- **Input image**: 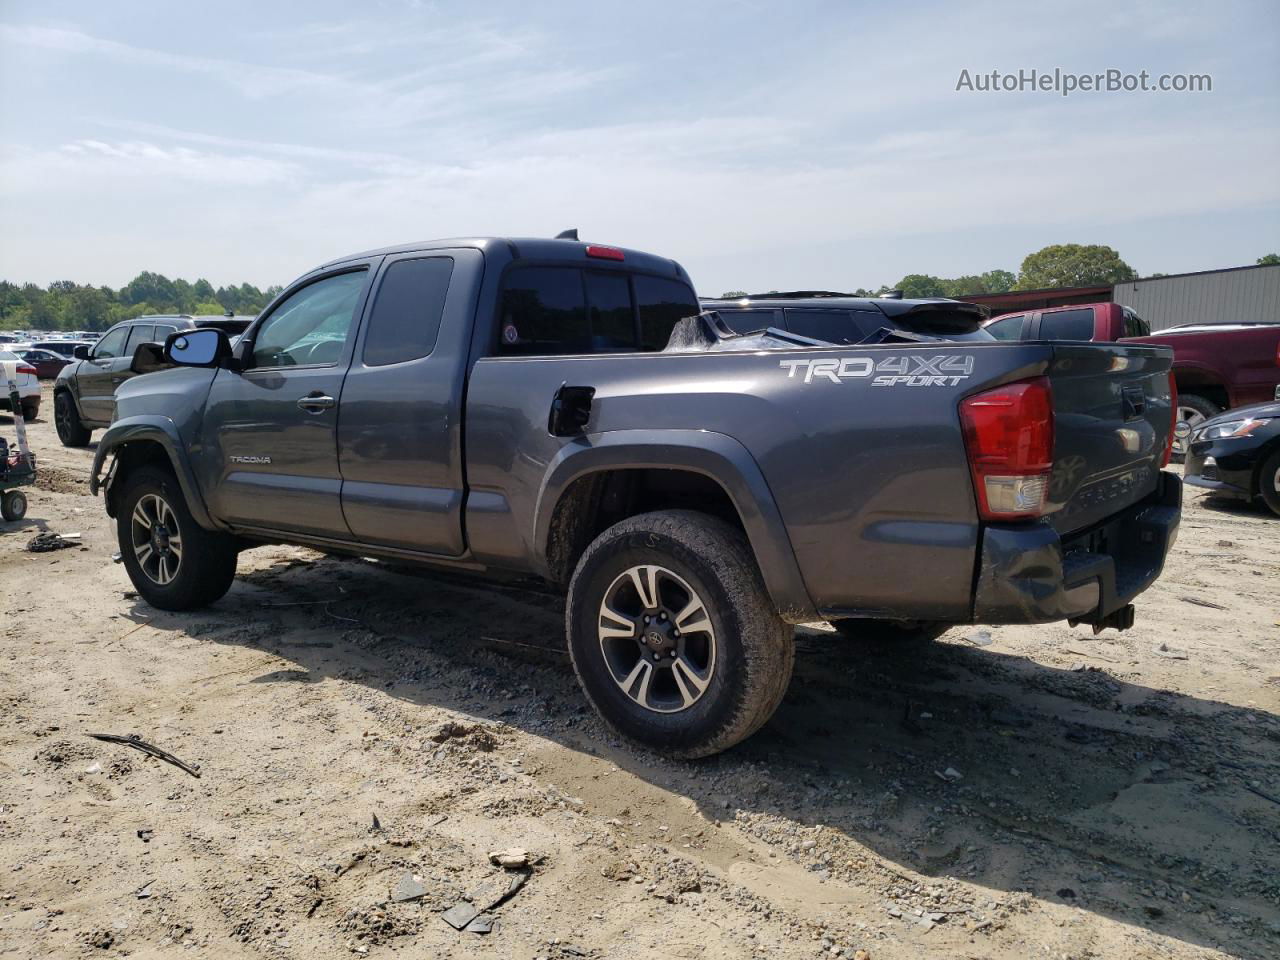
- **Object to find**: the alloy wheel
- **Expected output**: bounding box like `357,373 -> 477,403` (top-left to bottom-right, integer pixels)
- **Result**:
597,564 -> 717,714
130,493 -> 184,586
1173,405 -> 1207,457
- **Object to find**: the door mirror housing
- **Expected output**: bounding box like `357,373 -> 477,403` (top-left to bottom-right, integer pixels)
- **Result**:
73,345 -> 91,360
164,328 -> 231,368
130,341 -> 171,375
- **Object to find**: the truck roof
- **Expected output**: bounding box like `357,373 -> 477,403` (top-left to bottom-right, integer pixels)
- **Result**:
314,237 -> 691,281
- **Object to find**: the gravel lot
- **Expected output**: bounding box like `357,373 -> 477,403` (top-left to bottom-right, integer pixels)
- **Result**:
2,383 -> 1277,959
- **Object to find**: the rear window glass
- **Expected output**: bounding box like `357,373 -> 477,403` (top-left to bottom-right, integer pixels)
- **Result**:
636,276 -> 699,349
585,271 -> 635,350
784,309 -> 884,344
985,315 -> 1024,340
1040,309 -> 1095,341
499,268 -> 698,355
363,257 -> 454,366
500,267 -> 589,354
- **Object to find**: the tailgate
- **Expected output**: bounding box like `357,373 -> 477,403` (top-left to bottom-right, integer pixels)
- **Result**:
1044,342 -> 1174,535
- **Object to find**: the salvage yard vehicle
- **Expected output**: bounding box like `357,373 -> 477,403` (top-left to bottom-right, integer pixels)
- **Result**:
984,302 -> 1280,456
54,314 -> 251,446
700,292 -> 995,342
89,236 -> 1182,757
0,350 -> 41,422
1181,400 -> 1280,516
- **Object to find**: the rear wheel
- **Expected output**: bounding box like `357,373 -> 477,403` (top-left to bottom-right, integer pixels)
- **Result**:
1173,393 -> 1223,459
116,465 -> 238,610
566,510 -> 794,758
1258,447 -> 1280,518
54,391 -> 91,447
20,400 -> 38,422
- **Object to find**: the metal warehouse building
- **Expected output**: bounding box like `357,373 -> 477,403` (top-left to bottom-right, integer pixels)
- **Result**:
958,262 -> 1280,331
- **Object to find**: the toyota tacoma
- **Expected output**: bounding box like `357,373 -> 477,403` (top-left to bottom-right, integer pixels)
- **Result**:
89,236 -> 1182,757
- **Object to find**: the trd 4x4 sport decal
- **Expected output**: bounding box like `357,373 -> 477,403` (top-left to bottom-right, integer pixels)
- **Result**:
779,355 -> 975,386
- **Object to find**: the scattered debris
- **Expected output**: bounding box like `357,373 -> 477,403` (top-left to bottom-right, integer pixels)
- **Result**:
488,847 -> 530,869
370,812 -> 383,833
465,914 -> 495,934
27,532 -> 78,552
135,882 -> 153,900
1179,596 -> 1227,610
84,761 -> 102,774
87,732 -> 201,778
441,902 -> 480,930
136,828 -> 154,843
967,630 -> 994,646
934,767 -> 963,783
470,869 -> 529,911
1152,642 -> 1189,660
391,872 -> 426,903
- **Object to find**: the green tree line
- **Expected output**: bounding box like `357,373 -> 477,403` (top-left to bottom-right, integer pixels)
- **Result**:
0,271 -> 284,332
721,244 -> 1280,300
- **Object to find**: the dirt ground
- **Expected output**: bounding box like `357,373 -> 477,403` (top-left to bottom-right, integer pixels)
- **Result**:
1,382 -> 1277,960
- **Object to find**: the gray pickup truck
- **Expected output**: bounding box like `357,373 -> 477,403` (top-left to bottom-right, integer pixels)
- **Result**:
90,236 -> 1181,757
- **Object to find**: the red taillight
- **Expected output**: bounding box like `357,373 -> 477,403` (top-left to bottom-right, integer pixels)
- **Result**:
585,245 -> 624,261
17,364 -> 37,377
1162,372 -> 1177,468
960,376 -> 1054,521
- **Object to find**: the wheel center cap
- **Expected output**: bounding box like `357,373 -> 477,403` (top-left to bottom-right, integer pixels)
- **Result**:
643,620 -> 676,655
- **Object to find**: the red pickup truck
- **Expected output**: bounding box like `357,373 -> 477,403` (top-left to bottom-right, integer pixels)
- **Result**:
985,302 -> 1280,454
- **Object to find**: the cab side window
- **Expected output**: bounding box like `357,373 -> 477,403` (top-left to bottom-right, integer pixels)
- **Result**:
251,270 -> 367,369
362,258 -> 454,366
124,325 -> 155,355
1039,309 -> 1095,341
92,325 -> 129,359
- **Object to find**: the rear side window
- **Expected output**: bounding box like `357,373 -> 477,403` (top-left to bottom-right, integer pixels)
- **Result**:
984,314 -> 1025,340
1040,309 -> 1095,341
363,257 -> 454,366
154,324 -> 177,342
636,276 -> 699,349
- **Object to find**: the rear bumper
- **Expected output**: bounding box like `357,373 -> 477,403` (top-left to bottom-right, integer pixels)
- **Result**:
973,471 -> 1181,625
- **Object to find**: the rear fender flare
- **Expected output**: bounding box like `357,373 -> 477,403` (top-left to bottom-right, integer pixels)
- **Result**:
533,430 -> 818,623
91,417 -> 215,529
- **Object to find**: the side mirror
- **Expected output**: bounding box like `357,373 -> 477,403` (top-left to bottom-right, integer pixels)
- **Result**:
73,345 -> 91,360
164,328 -> 231,368
130,341 -> 171,375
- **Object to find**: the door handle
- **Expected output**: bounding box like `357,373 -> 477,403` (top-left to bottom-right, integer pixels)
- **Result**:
297,392 -> 336,412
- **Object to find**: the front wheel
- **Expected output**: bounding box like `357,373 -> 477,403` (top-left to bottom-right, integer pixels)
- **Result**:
566,510 -> 794,759
1258,447 -> 1280,518
116,465 -> 238,610
54,392 -> 91,447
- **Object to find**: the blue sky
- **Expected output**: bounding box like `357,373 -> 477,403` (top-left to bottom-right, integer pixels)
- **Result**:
1,0 -> 1277,295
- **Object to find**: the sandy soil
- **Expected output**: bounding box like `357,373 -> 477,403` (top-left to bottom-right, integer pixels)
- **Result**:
1,383 -> 1277,959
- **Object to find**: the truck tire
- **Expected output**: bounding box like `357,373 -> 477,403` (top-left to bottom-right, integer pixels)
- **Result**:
1173,393 -> 1222,459
832,619 -> 951,649
1259,447 -> 1280,518
566,510 -> 794,759
54,391 -> 91,447
116,464 -> 238,611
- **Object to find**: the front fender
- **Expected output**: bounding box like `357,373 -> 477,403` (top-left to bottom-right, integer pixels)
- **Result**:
91,416 -> 215,529
533,429 -> 819,624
